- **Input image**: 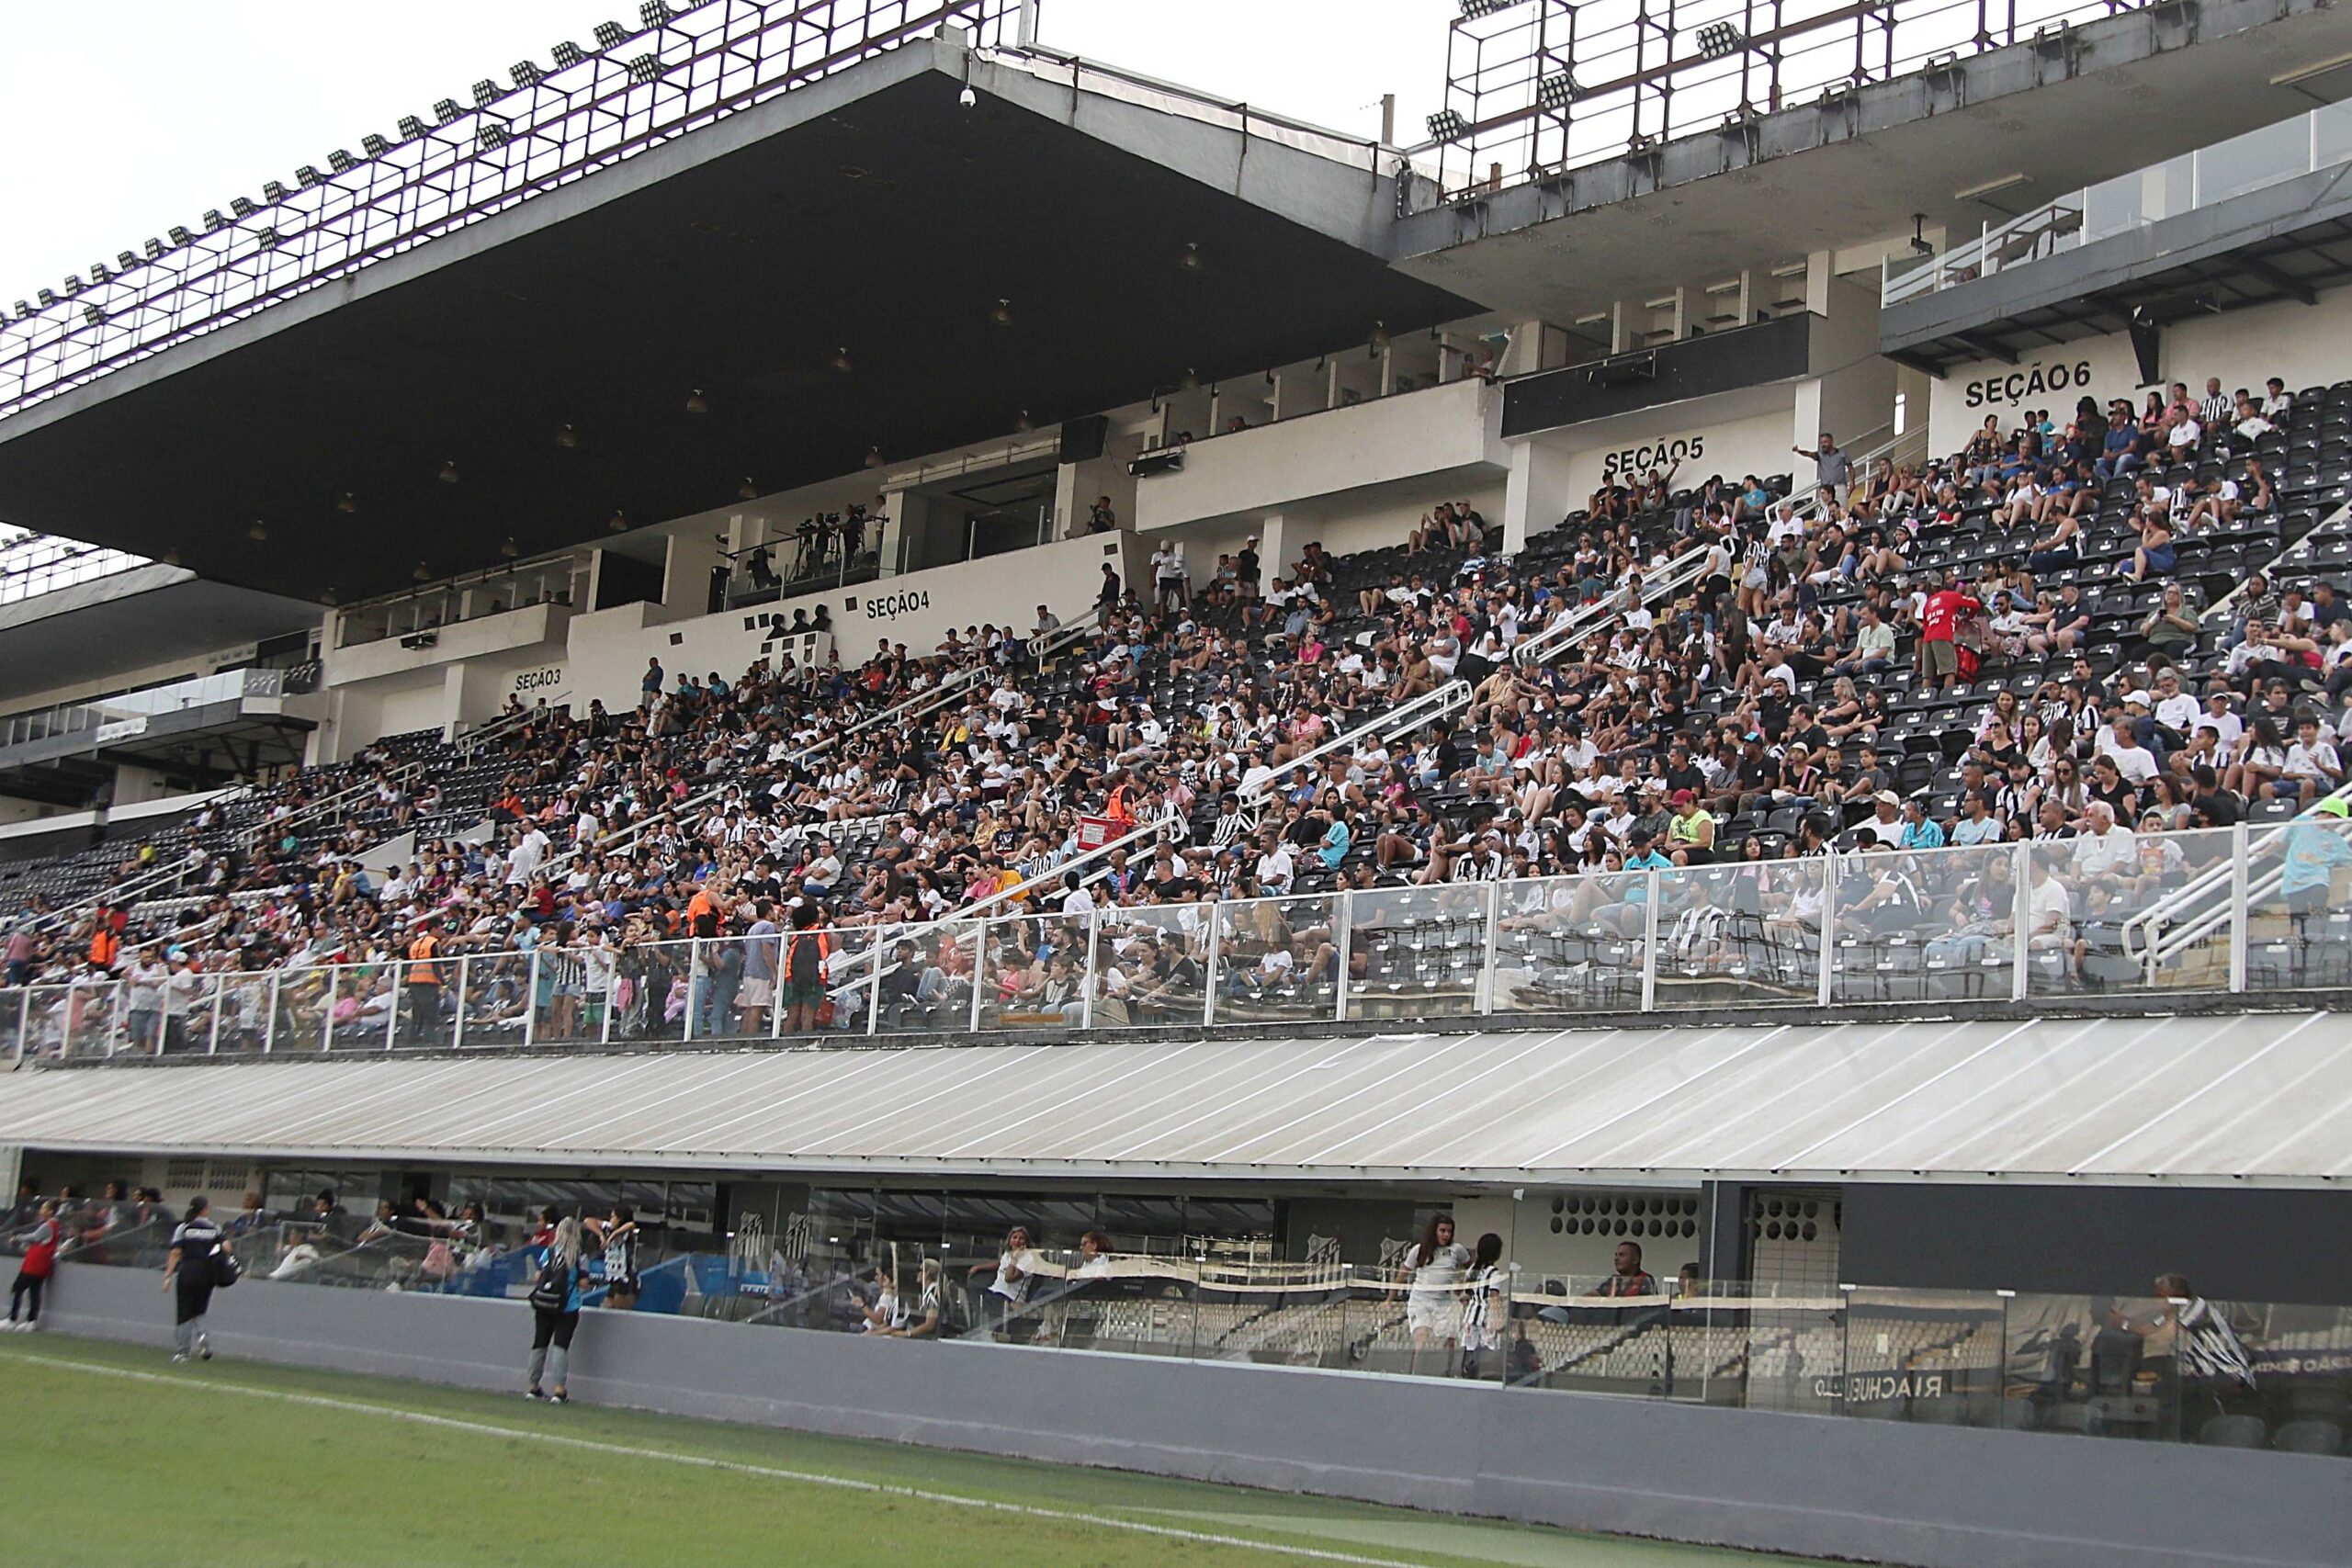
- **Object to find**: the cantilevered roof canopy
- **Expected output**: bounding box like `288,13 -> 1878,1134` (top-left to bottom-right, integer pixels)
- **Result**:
4,1013 -> 2343,1186
0,39 -> 1468,604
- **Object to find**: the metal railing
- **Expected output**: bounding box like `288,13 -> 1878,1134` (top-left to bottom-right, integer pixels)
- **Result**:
0,528 -> 148,605
1883,99 -> 2352,306
19,816 -> 2349,1061
1238,682 -> 1474,807
0,0 -> 1025,418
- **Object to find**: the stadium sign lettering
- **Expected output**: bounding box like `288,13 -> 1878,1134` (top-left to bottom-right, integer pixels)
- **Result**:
1843,1371 -> 1947,1404
1962,359 -> 2093,409
513,666 -> 565,693
1601,434 -> 1705,479
864,590 -> 932,621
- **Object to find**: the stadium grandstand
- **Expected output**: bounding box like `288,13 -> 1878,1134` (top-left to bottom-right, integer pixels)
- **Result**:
0,1 -> 2348,1565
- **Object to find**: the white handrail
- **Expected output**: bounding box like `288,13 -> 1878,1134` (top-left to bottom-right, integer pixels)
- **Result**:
2119,785 -> 2352,965
2203,500 -> 2351,625
1238,682 -> 1472,805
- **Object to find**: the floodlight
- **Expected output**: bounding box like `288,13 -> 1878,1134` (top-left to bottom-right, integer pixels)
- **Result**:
438,460 -> 459,483
116,251 -> 137,270
480,124 -> 511,150
328,150 -> 355,173
434,98 -> 462,124
684,389 -> 708,413
552,40 -> 585,69
61,276 -> 81,297
628,54 -> 664,83
143,238 -> 164,258
512,61 -> 543,88
360,134 -> 389,158
83,306 -> 104,325
1536,72 -> 1579,109
1461,0 -> 1512,17
36,289 -> 56,308
295,166 -> 322,187
258,227 -> 281,249
1426,107 -> 1469,141
472,79 -> 502,107
9,302 -> 27,319
168,225 -> 195,244
203,209 -> 227,230
262,180 -> 288,202
87,262 -> 109,283
397,116 -> 425,140
594,21 -> 630,50
231,196 -> 255,218
1696,21 -> 1747,57
640,1 -> 673,27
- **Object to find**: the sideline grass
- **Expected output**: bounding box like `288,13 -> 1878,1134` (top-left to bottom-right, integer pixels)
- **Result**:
0,1333 -> 1838,1568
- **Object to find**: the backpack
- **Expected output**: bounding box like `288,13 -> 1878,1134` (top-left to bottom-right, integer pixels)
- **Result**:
210,1249 -> 243,1289
527,1251 -> 572,1313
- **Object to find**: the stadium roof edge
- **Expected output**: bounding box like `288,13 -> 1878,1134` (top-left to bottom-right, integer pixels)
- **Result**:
0,37 -> 1471,604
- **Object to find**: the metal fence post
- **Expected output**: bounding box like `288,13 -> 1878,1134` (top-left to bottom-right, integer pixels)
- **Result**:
683,940 -> 698,1043
264,973 -> 280,1054
967,922 -> 987,1032
1478,880 -> 1502,1014
452,954 -> 469,1049
524,949 -> 541,1047
1080,908 -> 1101,1031
601,953 -> 617,1045
1815,852 -> 1838,1008
206,981 -> 223,1055
2229,822 -> 2250,993
322,966 -> 337,1053
2012,841 -> 2032,1001
10,987 -> 25,1062
865,930 -> 884,1036
1640,870 -> 1661,1012
384,967 -> 401,1050
1332,891 -> 1353,1022
1201,904 -> 1222,1027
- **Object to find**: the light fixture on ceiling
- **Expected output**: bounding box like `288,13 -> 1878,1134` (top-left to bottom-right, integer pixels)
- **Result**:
958,84 -> 978,108
1180,367 -> 1200,391
437,459 -> 459,483
161,547 -> 183,567
684,388 -> 708,413
1910,213 -> 1935,256
247,519 -> 268,541
1370,321 -> 1392,355
556,423 -> 579,448
737,476 -> 758,500
608,509 -> 629,531
1178,243 -> 1204,274
501,536 -> 520,558
830,346 -> 853,373
1013,410 -> 1033,432
320,586 -> 338,606
990,298 -> 1013,326
413,560 -> 433,581
336,492 -> 357,513
864,446 -> 888,470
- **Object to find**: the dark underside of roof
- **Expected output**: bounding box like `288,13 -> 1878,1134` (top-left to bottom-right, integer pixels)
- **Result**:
0,70 -> 1471,604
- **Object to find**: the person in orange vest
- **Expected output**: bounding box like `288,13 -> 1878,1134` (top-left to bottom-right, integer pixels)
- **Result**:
1101,773 -> 1137,829
403,917 -> 447,1045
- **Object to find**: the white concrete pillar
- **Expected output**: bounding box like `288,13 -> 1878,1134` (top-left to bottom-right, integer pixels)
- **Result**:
1501,439 -> 1575,558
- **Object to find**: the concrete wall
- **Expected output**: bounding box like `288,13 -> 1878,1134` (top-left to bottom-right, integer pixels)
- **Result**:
38,1261 -> 2347,1568
1922,285 -> 2352,458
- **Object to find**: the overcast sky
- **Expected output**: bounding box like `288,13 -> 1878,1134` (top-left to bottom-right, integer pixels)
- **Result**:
0,0 -> 1453,299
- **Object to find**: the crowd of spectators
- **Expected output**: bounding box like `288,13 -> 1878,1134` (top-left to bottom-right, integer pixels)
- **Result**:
6,369 -> 2351,1048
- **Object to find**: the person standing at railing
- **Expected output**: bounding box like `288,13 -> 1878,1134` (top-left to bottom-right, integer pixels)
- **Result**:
525,1215 -> 586,1404
6,1199 -> 58,1332
401,918 -> 447,1046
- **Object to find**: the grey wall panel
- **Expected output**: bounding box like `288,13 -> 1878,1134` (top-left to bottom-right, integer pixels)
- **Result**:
37,1263 -> 2349,1568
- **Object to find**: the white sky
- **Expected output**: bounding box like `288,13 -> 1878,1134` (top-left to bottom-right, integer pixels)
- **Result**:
0,0 -> 1453,301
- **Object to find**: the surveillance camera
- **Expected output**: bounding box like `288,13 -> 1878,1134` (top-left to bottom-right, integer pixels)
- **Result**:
958,85 -> 978,108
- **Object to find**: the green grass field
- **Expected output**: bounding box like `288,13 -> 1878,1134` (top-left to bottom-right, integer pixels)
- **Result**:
0,1333 -> 1837,1568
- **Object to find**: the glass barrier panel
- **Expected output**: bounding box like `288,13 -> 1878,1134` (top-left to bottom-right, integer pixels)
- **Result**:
20,984 -> 72,1061
2241,1301 -> 2352,1454
978,914 -> 1085,1034
2001,1290 -> 2174,1439
59,978 -> 124,1059
461,951 -> 536,1046
163,971 -> 225,1056
793,924 -> 876,1041
2194,115 -> 2312,207
1656,856 -> 1824,1009
1094,903 -> 1211,1029
1839,1288 -> 2007,1428
324,964 -> 395,1052
1833,842 -> 2009,1007
613,938 -> 691,1046
684,937 -> 752,1043
1510,1276 -> 1681,1398
1214,894 -> 1341,1025
1491,873 -> 1648,1013
213,972 -> 275,1054
1346,884 -> 1487,1022
528,944 -> 605,1048
397,952 -> 457,1048
870,920 -> 981,1036
2245,817 -> 2352,992
2034,825 -> 2236,999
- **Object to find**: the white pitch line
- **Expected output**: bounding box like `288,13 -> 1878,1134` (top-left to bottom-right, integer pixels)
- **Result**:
2,1348 -> 1442,1568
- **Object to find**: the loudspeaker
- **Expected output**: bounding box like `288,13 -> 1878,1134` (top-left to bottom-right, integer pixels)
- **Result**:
1058,413 -> 1109,465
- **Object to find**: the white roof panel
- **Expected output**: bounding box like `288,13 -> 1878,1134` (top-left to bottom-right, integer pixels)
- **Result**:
0,1012 -> 2343,1185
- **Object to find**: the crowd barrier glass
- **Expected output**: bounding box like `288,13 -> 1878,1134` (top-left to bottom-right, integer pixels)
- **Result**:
7,817 -> 2349,1059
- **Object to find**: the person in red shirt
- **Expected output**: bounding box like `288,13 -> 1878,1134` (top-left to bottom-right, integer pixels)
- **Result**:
9,1199 -> 59,1329
1919,571 -> 1982,692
